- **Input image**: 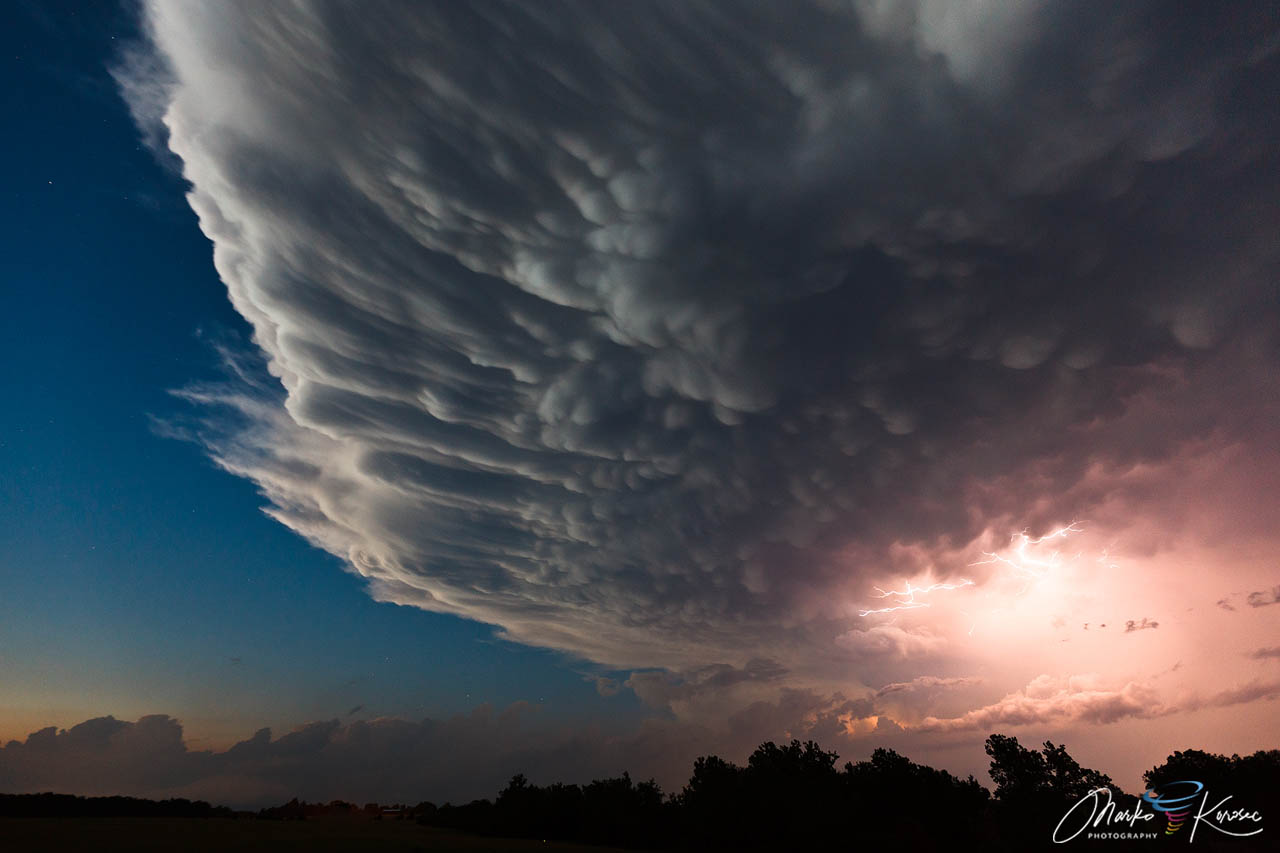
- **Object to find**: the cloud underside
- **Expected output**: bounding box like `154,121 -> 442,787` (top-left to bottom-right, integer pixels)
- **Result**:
129,1 -> 1280,674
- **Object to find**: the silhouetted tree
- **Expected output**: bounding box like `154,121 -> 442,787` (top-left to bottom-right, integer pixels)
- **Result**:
258,797 -> 306,820
986,733 -> 1051,802
1043,740 -> 1115,801
676,754 -> 744,847
1145,746 -> 1278,841
984,733 -> 1139,848
844,747 -> 992,847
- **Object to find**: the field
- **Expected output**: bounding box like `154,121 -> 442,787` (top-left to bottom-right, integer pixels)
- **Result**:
0,817 -> 632,852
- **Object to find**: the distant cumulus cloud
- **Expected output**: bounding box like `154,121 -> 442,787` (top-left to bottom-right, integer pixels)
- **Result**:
917,675 -> 1169,732
916,673 -> 1280,733
1246,586 -> 1280,608
124,1 -> 1280,690
1189,680 -> 1280,710
0,700 -> 876,808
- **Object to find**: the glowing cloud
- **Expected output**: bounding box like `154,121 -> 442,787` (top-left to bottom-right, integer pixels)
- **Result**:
970,523 -> 1086,582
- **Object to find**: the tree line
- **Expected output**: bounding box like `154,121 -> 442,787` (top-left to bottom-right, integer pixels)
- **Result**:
3,735 -> 1274,848
0,793 -> 233,819
421,735 -> 1275,849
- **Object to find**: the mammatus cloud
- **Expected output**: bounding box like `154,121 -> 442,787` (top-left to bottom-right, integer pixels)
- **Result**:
123,0 -> 1280,707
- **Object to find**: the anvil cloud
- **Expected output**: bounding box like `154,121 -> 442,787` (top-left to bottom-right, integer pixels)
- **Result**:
124,0 -> 1279,734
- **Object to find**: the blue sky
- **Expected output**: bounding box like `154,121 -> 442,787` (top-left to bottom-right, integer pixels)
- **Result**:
1,0 -> 640,748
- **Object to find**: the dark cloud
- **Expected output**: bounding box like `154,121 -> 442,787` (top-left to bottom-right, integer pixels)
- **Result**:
1217,598 -> 1237,612
346,705 -> 363,716
875,676 -> 981,697
1246,586 -> 1280,608
124,1 -> 1280,679
593,677 -> 621,698
625,659 -> 789,712
1193,680 -> 1280,710
1248,647 -> 1280,661
1124,618 -> 1159,633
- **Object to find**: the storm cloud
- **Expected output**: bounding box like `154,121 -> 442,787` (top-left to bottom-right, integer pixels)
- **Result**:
125,0 -> 1280,691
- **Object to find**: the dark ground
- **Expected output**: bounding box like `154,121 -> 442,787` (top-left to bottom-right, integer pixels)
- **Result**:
0,817 -> 635,852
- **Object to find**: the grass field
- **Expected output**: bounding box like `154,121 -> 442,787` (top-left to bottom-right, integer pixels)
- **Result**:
0,817 -> 635,852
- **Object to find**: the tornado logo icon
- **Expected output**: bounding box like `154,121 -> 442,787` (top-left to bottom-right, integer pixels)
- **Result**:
1142,780 -> 1204,835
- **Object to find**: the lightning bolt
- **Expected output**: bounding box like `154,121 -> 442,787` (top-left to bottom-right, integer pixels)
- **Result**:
857,602 -> 930,617
1097,545 -> 1119,570
856,523 -> 1116,633
969,522 -> 1084,581
857,578 -> 974,617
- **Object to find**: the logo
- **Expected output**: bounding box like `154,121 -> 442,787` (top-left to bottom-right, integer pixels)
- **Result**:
1053,781 -> 1263,844
1141,780 -> 1202,835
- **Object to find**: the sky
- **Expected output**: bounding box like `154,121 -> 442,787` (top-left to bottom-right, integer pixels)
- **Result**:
2,0 -> 1278,809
